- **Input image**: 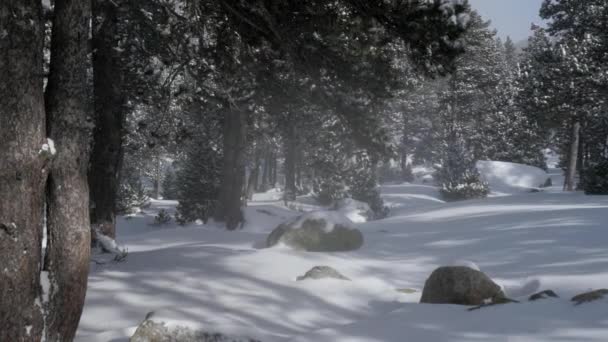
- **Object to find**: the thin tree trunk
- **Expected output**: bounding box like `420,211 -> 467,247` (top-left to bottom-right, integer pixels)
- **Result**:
564,120 -> 581,191
43,3 -> 92,339
284,119 -> 297,202
271,153 -> 278,187
154,155 -> 162,199
89,0 -> 126,239
261,150 -> 270,191
0,2 -> 46,340
215,108 -> 248,230
246,149 -> 261,200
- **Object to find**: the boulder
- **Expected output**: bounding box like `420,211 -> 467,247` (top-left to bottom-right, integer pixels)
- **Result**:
420,266 -> 505,306
131,314 -> 260,342
266,211 -> 363,252
296,266 -> 350,281
529,289 -> 559,302
571,289 -> 608,305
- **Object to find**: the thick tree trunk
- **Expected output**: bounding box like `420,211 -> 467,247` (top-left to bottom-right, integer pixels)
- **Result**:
284,121 -> 297,202
0,1 -> 46,340
89,0 -> 126,239
43,0 -> 92,339
215,108 -> 248,230
564,120 -> 581,191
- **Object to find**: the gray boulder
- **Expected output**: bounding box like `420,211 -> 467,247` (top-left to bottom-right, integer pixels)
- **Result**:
131,315 -> 260,342
296,266 -> 350,281
571,289 -> 608,305
266,212 -> 363,252
420,266 -> 505,306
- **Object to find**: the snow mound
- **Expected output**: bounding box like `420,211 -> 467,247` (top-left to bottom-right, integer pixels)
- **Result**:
477,160 -> 549,194
290,210 -> 354,233
335,198 -> 373,223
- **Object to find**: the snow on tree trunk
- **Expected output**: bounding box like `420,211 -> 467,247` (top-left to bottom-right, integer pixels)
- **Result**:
43,0 -> 92,340
89,0 -> 126,239
0,1 -> 47,340
564,120 -> 581,191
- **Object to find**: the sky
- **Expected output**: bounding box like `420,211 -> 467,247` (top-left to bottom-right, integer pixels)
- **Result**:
468,0 -> 545,43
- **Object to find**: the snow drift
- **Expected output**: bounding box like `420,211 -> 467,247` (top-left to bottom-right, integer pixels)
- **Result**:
476,160 -> 550,194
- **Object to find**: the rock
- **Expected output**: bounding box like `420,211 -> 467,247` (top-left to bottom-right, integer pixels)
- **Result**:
296,266 -> 350,281
529,290 -> 559,302
467,297 -> 519,311
266,211 -> 363,252
571,289 -> 608,305
420,266 -> 505,306
130,314 -> 261,342
396,288 -> 417,294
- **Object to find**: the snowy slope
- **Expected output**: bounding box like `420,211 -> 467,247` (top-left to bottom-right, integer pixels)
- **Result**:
76,187 -> 608,342
477,160 -> 550,194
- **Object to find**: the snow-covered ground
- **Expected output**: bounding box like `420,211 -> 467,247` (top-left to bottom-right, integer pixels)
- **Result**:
76,168 -> 608,342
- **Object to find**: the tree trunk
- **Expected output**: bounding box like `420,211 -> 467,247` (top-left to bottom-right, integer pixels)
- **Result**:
271,153 -> 278,187
89,0 -> 126,239
246,149 -> 261,200
0,1 -> 46,340
284,120 -> 297,202
564,120 -> 581,191
261,150 -> 270,191
42,0 -> 92,339
215,108 -> 248,230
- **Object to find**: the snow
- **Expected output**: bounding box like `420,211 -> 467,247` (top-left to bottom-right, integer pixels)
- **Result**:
477,160 -> 550,194
335,198 -> 372,223
288,210 -> 355,232
76,171 -> 608,342
39,138 -> 56,156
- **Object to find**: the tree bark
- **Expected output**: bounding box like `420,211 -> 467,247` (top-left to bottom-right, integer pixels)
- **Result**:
246,149 -> 261,200
261,150 -> 271,191
271,152 -> 278,187
215,108 -> 248,230
564,120 -> 581,191
89,0 -> 126,239
284,120 -> 297,202
0,1 -> 46,340
43,0 -> 92,339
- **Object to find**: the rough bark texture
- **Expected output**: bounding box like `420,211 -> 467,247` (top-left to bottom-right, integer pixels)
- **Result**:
260,151 -> 271,191
43,0 -> 92,339
246,149 -> 261,200
564,120 -> 581,191
284,121 -> 297,202
89,0 -> 126,239
215,109 -> 248,230
0,1 -> 46,340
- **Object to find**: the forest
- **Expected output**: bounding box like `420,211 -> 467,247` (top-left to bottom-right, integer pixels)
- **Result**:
1,0 -> 608,341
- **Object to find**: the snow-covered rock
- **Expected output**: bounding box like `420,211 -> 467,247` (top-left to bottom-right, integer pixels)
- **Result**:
130,317 -> 260,342
266,211 -> 363,252
420,266 -> 505,306
296,266 -> 351,281
477,160 -> 550,194
334,198 -> 373,223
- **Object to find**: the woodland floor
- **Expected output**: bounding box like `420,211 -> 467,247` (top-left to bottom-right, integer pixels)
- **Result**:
76,167 -> 608,341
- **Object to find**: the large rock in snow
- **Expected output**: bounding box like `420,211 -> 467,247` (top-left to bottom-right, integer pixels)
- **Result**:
266,211 -> 363,252
130,313 -> 260,342
420,266 -> 505,306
